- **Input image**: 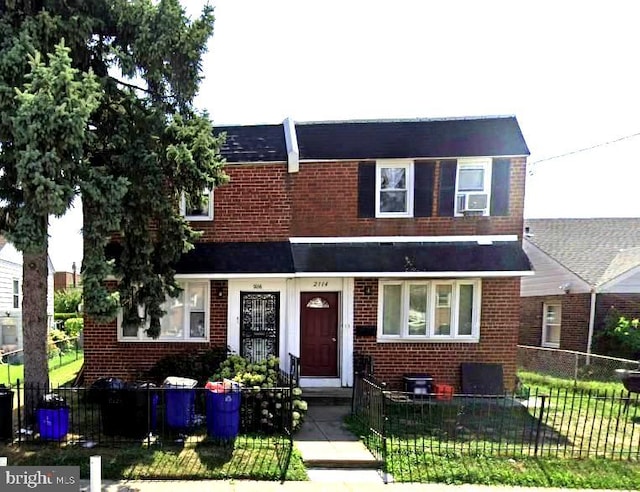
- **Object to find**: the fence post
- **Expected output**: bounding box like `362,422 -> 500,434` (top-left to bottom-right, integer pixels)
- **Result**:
90,456 -> 101,492
534,395 -> 547,456
574,353 -> 579,384
380,380 -> 388,484
16,379 -> 21,445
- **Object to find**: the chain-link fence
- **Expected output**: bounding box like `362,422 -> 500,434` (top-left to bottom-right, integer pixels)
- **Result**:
518,345 -> 640,383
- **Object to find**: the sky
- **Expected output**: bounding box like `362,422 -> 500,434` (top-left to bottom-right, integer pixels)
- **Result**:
48,0 -> 640,272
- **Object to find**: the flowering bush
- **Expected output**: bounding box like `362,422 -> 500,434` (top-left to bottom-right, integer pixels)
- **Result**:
212,354 -> 307,431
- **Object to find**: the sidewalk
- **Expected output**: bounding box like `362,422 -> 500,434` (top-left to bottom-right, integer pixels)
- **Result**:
78,480 -> 635,492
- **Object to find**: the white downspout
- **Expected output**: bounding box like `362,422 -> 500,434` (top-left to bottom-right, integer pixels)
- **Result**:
283,117 -> 299,173
586,289 -> 597,364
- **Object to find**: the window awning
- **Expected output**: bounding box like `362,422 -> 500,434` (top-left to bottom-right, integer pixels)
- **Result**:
291,241 -> 531,276
173,240 -> 532,277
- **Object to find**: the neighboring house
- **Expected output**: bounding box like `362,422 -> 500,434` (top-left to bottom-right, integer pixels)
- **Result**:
520,218 -> 640,353
54,265 -> 80,292
84,115 -> 532,390
0,236 -> 55,353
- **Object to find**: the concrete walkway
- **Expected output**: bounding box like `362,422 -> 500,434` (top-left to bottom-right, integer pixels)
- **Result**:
294,405 -> 381,469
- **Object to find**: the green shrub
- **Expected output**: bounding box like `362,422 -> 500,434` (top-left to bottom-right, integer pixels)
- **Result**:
64,317 -> 84,337
54,288 -> 82,314
592,309 -> 640,360
212,354 -> 307,432
54,312 -> 77,321
48,328 -> 72,357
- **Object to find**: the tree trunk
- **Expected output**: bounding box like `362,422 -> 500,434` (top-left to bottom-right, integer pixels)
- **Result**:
22,243 -> 50,422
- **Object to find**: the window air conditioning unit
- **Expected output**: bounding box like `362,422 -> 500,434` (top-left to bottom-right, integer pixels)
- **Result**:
457,193 -> 488,214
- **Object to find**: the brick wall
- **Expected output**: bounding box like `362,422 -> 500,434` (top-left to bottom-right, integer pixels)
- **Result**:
54,271 -> 79,291
194,157 -> 526,241
519,294 -> 591,352
85,155 -> 527,383
83,280 -> 228,383
355,277 -> 521,391
199,165 -> 292,242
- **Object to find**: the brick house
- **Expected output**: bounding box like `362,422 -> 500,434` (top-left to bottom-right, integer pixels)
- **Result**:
84,116 -> 532,391
520,218 -> 640,354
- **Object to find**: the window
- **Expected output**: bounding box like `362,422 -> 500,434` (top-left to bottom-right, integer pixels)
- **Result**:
378,279 -> 481,341
181,189 -> 213,220
12,279 -> 19,309
542,302 -> 561,348
376,160 -> 414,217
119,280 -> 210,341
455,158 -> 492,216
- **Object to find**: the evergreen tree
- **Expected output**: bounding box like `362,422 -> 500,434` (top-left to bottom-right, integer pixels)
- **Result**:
0,1 -> 226,394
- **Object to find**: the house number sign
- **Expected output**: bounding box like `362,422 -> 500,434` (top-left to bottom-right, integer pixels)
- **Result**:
313,281 -> 329,287
253,284 -> 262,289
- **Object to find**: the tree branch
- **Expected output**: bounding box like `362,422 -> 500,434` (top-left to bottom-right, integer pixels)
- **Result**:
109,76 -> 154,95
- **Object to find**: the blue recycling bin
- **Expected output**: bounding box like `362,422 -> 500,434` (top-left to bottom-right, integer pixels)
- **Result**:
205,383 -> 241,439
37,394 -> 69,441
163,377 -> 197,430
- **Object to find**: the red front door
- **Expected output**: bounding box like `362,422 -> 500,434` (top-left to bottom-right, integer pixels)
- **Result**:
300,292 -> 339,377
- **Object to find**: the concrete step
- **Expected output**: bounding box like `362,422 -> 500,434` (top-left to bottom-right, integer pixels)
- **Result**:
303,459 -> 383,469
301,387 -> 353,406
306,467 -> 386,483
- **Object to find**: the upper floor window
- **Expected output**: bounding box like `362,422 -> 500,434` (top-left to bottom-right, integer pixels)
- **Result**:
375,160 -> 414,217
181,189 -> 213,221
119,280 -> 210,342
12,279 -> 19,309
455,158 -> 492,216
378,279 -> 481,341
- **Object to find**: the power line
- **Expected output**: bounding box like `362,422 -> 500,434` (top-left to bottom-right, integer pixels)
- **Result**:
529,131 -> 640,166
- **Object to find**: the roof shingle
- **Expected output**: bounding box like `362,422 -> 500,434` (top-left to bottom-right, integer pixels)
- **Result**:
217,116 -> 529,163
524,218 -> 640,286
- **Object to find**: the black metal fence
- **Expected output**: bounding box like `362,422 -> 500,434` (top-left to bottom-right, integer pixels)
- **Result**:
0,353 -> 301,481
352,372 -> 640,481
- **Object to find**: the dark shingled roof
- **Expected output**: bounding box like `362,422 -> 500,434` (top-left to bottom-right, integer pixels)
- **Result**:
175,241 -> 293,274
525,218 -> 640,286
291,241 -> 531,274
174,241 -> 532,275
216,116 -> 529,163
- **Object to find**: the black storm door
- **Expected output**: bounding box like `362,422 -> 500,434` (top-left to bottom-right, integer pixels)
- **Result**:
240,292 -> 279,363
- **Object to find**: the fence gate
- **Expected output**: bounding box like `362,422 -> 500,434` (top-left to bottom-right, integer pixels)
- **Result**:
240,292 -> 279,362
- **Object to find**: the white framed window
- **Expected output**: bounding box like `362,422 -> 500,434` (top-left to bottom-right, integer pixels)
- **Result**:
12,279 -> 19,309
118,280 -> 210,342
542,302 -> 561,348
455,158 -> 492,216
375,160 -> 414,218
181,189 -> 213,221
378,279 -> 481,341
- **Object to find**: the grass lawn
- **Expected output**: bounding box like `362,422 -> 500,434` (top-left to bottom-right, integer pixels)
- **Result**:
0,438 -> 307,481
518,370 -> 628,394
50,358 -> 84,387
349,370 -> 640,488
384,453 -> 640,489
0,351 -> 83,386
